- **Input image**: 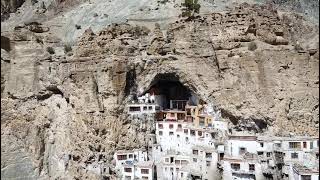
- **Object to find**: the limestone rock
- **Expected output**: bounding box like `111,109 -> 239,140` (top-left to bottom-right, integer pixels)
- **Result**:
1,1 -> 319,179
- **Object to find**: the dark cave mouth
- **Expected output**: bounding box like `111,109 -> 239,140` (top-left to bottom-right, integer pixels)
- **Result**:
142,73 -> 199,110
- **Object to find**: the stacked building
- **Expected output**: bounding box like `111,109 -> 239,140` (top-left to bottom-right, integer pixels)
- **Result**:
113,91 -> 319,180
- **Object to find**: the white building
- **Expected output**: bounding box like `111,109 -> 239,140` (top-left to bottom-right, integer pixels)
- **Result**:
225,135 -> 259,158
156,151 -> 190,180
127,93 -> 163,115
135,161 -> 154,180
292,164 -> 319,180
127,103 -> 161,115
221,154 -> 264,180
114,149 -> 152,180
155,121 -> 217,154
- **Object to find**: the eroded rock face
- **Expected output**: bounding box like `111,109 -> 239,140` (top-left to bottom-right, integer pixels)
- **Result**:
1,2 -> 319,180
1,0 -> 25,21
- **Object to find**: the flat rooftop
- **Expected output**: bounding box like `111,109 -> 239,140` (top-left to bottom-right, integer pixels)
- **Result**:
228,135 -> 257,141
257,136 -> 319,142
192,145 -> 215,153
136,161 -> 154,168
293,163 -> 319,175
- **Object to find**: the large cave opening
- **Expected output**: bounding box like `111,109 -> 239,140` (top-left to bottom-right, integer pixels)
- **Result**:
143,73 -> 198,110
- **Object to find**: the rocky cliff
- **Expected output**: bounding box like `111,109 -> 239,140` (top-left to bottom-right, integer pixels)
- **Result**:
1,0 -> 319,179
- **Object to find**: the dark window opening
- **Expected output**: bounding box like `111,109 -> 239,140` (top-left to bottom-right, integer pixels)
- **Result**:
291,152 -> 298,159
301,175 -> 311,180
231,163 -> 240,171
129,106 -> 140,112
249,164 -> 255,171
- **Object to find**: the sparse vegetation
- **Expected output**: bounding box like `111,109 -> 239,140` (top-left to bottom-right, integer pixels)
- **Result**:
64,44 -> 72,53
248,41 -> 257,51
46,46 -> 55,54
158,0 -> 169,4
181,0 -> 201,17
75,24 -> 81,29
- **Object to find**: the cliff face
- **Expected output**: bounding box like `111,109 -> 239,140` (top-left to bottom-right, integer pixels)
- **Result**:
1,0 -> 319,179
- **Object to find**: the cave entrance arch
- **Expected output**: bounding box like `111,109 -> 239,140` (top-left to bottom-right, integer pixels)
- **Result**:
143,73 -> 198,110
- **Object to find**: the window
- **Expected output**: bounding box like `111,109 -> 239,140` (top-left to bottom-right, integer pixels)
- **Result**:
169,124 -> 174,129
176,168 -> 179,172
193,158 -> 197,162
258,152 -> 263,155
142,177 -> 148,180
291,152 -> 298,159
198,131 -> 203,136
275,143 -> 281,148
159,131 -> 163,136
310,142 -> 314,149
190,130 -> 195,136
141,169 -> 149,174
170,167 -> 173,172
124,168 -> 132,172
231,163 -> 240,171
181,160 -> 188,165
239,147 -> 246,154
170,113 -> 175,117
143,106 -> 147,111
206,161 -> 211,166
177,134 -> 180,138
249,164 -> 255,171
185,137 -> 189,142
266,152 -> 271,157
301,175 -> 312,180
289,142 -> 301,149
303,142 -> 307,148
181,172 -> 184,177
158,124 -> 163,129
193,150 -> 199,155
128,154 -> 133,158
165,158 -> 169,162
169,132 -> 174,136
148,106 -> 153,110
178,124 -> 182,128
177,113 -> 185,120
186,108 -> 191,115
125,176 -> 131,180
184,129 -> 188,134
206,153 -> 212,159
260,143 -> 264,147
117,155 -> 127,160
129,106 -> 140,112
199,118 -> 205,126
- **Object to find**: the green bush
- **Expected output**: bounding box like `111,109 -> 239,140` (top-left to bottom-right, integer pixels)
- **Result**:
64,44 -> 72,53
75,24 -> 81,29
46,46 -> 55,54
158,0 -> 169,4
181,0 -> 201,17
